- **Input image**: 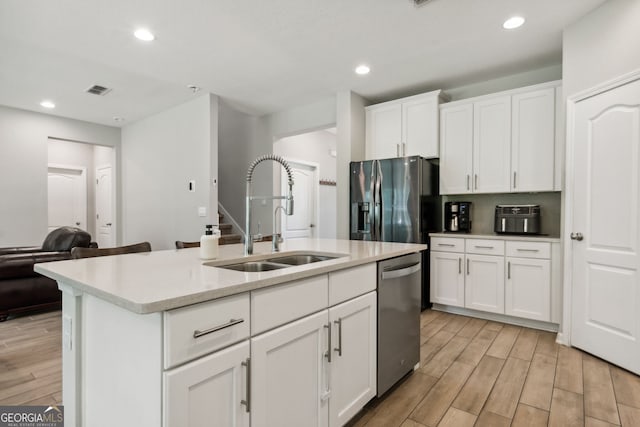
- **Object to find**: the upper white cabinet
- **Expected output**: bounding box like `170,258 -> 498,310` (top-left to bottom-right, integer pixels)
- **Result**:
511,88 -> 556,192
440,81 -> 560,195
366,90 -> 446,159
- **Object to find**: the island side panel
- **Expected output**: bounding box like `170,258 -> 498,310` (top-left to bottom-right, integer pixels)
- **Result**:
83,294 -> 163,427
59,282 -> 83,427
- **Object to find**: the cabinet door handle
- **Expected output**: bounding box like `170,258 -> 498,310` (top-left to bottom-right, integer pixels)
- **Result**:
474,245 -> 494,249
517,248 -> 539,252
334,318 -> 343,356
437,243 -> 455,247
466,258 -> 470,275
193,318 -> 244,338
474,174 -> 478,190
458,257 -> 461,274
241,358 -> 251,413
403,143 -> 407,157
508,261 -> 511,279
513,171 -> 517,189
396,144 -> 400,157
324,323 -> 332,363
466,174 -> 470,190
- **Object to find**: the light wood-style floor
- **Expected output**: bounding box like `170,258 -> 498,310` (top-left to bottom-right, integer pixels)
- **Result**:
2,310 -> 640,427
350,310 -> 640,427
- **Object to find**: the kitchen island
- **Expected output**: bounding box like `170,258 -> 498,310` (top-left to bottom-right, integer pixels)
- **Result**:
35,238 -> 426,427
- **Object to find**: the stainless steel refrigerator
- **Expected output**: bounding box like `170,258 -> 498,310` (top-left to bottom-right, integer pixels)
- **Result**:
350,156 -> 441,309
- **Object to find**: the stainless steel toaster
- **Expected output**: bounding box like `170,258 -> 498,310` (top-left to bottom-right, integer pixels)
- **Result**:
494,205 -> 541,234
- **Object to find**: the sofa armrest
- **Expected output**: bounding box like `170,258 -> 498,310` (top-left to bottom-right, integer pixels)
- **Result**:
0,252 -> 71,281
0,246 -> 43,256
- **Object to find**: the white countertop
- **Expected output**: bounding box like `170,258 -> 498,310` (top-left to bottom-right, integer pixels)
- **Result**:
429,232 -> 561,243
35,238 -> 426,314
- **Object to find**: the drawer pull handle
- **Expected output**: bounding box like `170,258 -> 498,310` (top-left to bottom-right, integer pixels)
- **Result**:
241,358 -> 251,412
334,318 -> 343,357
517,248 -> 540,252
437,243 -> 455,247
193,318 -> 244,338
324,323 -> 332,363
508,261 -> 511,279
475,245 -> 494,249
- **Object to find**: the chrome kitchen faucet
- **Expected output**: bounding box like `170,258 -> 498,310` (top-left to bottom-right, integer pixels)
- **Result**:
245,155 -> 294,255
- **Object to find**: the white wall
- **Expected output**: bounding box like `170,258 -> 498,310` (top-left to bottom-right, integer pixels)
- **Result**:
0,105 -> 120,246
121,94 -> 218,250
274,129 -> 337,238
563,0 -> 640,98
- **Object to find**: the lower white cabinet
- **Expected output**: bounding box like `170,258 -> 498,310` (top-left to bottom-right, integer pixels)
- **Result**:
506,257 -> 551,321
430,251 -> 465,307
251,291 -> 377,427
465,254 -> 505,314
164,340 -> 250,427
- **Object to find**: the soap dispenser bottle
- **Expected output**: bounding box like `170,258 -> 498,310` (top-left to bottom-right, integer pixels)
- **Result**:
200,224 -> 219,260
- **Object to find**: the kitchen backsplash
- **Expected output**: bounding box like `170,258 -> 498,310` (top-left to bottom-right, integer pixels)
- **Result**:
442,192 -> 561,237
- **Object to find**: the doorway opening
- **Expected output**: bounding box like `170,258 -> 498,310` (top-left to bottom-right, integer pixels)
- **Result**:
273,127 -> 337,239
47,138 -> 116,248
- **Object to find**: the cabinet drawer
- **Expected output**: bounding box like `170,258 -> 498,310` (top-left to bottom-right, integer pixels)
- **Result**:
506,241 -> 550,259
251,275 -> 328,335
164,293 -> 250,369
431,237 -> 464,253
329,263 -> 376,306
465,239 -> 505,256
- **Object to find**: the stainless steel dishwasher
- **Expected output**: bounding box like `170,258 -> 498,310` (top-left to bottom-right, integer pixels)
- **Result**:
377,252 -> 422,396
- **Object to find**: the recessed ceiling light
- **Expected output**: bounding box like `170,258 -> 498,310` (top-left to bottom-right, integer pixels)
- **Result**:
355,65 -> 371,75
40,100 -> 55,109
503,16 -> 525,30
187,85 -> 201,93
134,28 -> 155,41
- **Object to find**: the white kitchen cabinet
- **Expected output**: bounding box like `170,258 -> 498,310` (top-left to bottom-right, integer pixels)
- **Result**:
430,250 -> 465,307
251,310 -> 329,427
329,292 -> 377,427
511,87 -> 555,192
439,81 -> 561,195
473,96 -> 511,193
164,340 -> 250,427
366,90 -> 444,160
505,248 -> 551,322
465,254 -> 505,314
439,103 -> 473,194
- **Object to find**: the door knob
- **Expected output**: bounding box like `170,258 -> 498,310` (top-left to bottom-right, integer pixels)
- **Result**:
106,223 -> 112,226
310,224 -> 315,228
75,222 -> 80,226
570,232 -> 584,241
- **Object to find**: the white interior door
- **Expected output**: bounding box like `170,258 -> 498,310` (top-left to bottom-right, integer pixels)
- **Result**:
47,165 -> 87,233
570,76 -> 640,375
281,161 -> 318,239
96,165 -> 114,248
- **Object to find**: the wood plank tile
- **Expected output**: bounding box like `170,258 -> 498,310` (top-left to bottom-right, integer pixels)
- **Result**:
455,317 -> 487,339
585,416 -> 619,427
440,315 -> 470,334
365,372 -> 438,427
486,325 -> 521,359
436,407 -> 476,427
0,371 -> 62,405
509,329 -> 539,361
619,403 -> 640,427
400,420 -> 428,427
520,352 -> 556,411
409,361 -> 474,427
474,410 -> 511,427
452,355 -> 505,415
420,330 -> 455,365
345,408 -> 375,427
511,404 -> 549,427
611,366 -> 640,410
484,321 -> 504,332
456,327 -> 499,367
583,355 -> 621,425
484,356 -> 530,418
549,388 -> 584,427
420,314 -> 451,343
420,310 -> 443,328
534,331 -> 559,359
421,336 -> 470,378
555,345 -> 584,394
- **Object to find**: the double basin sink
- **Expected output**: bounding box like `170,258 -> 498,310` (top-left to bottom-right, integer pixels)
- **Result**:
205,252 -> 343,272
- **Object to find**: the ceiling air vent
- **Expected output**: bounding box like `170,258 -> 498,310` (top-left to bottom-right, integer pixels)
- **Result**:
85,84 -> 112,96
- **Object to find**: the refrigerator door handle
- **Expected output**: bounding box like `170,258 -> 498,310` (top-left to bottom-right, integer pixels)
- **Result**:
369,161 -> 377,240
376,160 -> 384,241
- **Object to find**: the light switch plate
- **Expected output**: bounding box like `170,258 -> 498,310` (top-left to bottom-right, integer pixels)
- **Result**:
198,207 -> 207,217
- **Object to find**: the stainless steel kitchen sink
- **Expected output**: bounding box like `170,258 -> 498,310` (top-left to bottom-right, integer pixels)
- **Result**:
265,254 -> 338,265
218,261 -> 289,272
205,251 -> 345,272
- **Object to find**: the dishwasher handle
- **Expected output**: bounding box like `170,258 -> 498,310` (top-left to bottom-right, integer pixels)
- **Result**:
381,262 -> 421,280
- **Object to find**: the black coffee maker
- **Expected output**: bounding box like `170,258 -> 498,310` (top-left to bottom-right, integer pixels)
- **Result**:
444,202 -> 472,232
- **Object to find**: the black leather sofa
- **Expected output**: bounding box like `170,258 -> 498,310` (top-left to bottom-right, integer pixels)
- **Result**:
0,227 -> 94,321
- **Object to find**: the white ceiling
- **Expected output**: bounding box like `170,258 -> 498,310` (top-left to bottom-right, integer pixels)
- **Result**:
0,0 -> 606,127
